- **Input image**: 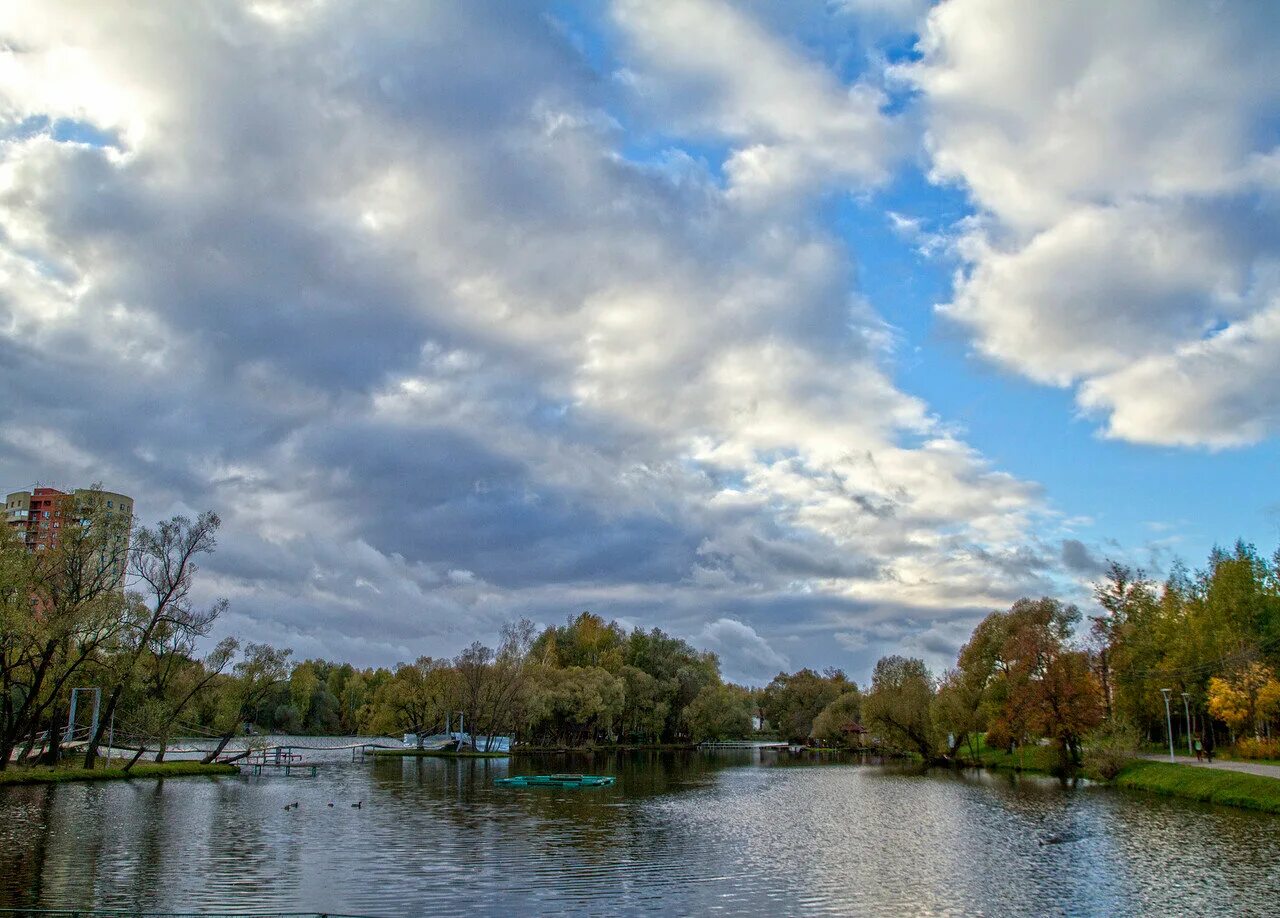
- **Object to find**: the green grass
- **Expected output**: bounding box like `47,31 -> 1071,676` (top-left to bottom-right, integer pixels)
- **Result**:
0,760 -> 238,786
969,735 -> 1061,775
1114,761 -> 1280,815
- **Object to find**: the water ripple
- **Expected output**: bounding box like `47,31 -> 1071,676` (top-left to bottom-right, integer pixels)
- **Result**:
1,750 -> 1277,916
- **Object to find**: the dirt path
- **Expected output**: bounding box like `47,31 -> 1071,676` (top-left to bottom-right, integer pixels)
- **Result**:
1139,753 -> 1280,779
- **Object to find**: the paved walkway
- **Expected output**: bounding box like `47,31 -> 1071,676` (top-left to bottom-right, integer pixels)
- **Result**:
1139,753 -> 1280,779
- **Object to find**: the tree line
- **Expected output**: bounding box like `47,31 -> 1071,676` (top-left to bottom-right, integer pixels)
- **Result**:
254,612 -> 754,750
0,491 -> 756,768
4,488 -> 1277,773
757,540 -> 1280,775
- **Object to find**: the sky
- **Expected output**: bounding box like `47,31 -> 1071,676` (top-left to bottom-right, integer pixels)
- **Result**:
1,0 -> 1278,684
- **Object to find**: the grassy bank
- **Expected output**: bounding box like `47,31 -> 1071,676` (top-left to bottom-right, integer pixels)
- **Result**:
0,761 -> 239,786
970,735 -> 1280,815
972,739 -> 1059,775
1113,761 -> 1280,815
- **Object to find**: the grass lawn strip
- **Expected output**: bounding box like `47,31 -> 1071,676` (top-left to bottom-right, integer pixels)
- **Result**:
0,761 -> 238,785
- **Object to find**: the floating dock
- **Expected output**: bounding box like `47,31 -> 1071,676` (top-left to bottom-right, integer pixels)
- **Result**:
495,774 -> 615,788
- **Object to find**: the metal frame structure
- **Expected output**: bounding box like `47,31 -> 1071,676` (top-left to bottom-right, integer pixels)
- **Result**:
66,687 -> 102,744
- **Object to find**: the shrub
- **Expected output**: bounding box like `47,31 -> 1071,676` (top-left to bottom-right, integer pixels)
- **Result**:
1084,720 -> 1139,780
1231,737 -> 1280,760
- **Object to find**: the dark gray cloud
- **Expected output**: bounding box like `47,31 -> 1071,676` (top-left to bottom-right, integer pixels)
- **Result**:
1061,539 -> 1106,577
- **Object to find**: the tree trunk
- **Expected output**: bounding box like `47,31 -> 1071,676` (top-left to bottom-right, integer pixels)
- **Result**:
82,684 -> 124,770
40,711 -> 64,766
123,744 -> 146,772
1098,649 -> 1112,721
201,731 -> 235,764
17,722 -> 41,764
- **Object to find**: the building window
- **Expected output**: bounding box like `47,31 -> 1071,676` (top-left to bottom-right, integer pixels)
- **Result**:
107,501 -> 113,508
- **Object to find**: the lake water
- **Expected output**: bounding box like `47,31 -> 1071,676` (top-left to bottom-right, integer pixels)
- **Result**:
1,744 -> 1277,916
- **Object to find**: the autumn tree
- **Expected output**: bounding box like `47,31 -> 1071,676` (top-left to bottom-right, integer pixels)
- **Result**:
982,598 -> 1103,771
932,611 -> 1010,760
1207,662 -> 1280,741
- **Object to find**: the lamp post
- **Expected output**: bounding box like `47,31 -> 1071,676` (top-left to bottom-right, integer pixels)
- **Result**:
1160,688 -> 1175,763
1181,692 -> 1193,756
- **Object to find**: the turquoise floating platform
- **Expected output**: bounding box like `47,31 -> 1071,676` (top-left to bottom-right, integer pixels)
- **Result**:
495,774 -> 616,788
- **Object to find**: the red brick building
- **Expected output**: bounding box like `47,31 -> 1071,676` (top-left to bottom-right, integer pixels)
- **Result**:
5,485 -> 133,552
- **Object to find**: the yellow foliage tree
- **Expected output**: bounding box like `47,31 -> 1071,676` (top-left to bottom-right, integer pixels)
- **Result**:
1208,663 -> 1280,738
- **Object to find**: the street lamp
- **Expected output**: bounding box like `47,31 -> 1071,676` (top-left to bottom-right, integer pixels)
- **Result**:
1160,688 -> 1175,763
1181,692 -> 1193,756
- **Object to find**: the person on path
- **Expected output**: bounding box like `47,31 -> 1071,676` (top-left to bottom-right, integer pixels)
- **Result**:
1194,737 -> 1203,762
1204,729 -> 1215,763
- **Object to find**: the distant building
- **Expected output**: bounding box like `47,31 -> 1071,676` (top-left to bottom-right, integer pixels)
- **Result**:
4,484 -> 133,552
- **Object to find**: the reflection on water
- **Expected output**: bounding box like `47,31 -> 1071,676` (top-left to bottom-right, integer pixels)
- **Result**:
1,744 -> 1277,916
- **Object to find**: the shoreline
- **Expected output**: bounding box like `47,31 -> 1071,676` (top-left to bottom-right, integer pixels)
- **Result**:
513,743 -> 698,753
375,742 -> 701,757
373,748 -> 510,759
970,747 -> 1280,816
9,745 -> 1277,818
1111,761 -> 1280,815
0,761 -> 240,786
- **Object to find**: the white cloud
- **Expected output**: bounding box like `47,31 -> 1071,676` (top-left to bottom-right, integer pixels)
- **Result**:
698,617 -> 789,683
903,0 -> 1280,446
0,1 -> 1065,670
1079,300 -> 1280,448
611,0 -> 906,200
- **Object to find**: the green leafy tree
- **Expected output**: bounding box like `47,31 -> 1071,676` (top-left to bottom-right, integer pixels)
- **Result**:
368,656 -> 456,745
683,683 -> 752,742
201,643 -> 293,763
85,512 -> 227,769
761,668 -> 851,743
811,689 -> 864,748
3,488 -> 133,768
864,656 -> 936,760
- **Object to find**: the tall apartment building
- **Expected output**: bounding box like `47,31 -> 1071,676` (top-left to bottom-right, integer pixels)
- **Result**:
4,485 -> 133,552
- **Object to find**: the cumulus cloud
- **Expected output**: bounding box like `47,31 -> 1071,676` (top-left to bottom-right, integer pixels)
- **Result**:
0,1 -> 1069,671
903,0 -> 1280,447
611,0 -> 907,200
698,617 -> 789,683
